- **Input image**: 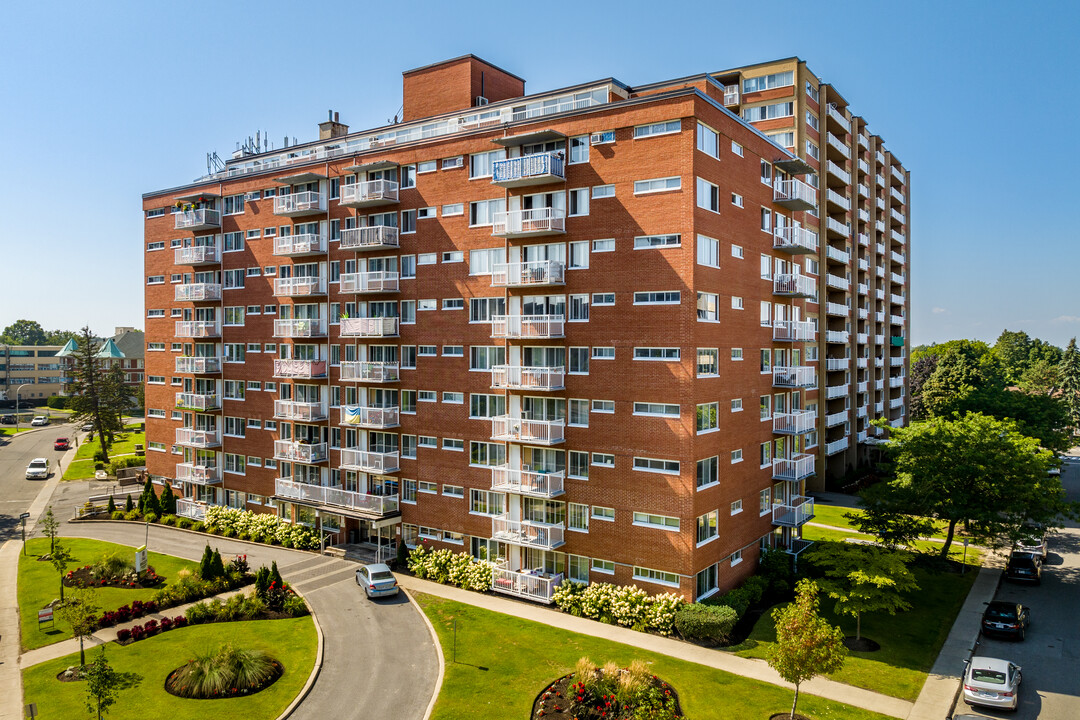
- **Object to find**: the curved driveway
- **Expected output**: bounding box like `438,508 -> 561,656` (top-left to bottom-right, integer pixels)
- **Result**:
62,522 -> 439,719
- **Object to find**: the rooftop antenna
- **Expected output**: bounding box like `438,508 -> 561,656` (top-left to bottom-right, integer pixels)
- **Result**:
206,151 -> 225,174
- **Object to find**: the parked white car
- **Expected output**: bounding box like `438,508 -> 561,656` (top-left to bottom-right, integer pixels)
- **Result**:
963,656 -> 1021,711
355,563 -> 399,599
26,458 -> 50,480
30,416 -> 49,426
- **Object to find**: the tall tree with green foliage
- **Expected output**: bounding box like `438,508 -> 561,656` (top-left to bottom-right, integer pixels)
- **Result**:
39,506 -> 60,554
804,543 -> 919,641
56,588 -> 99,667
1019,357 -> 1062,396
1,319 -> 47,345
49,540 -> 75,602
909,354 -> 939,422
1060,338 -> 1080,429
767,579 -> 847,720
994,330 -> 1033,385
67,327 -> 113,462
84,646 -> 140,720
44,328 -> 79,346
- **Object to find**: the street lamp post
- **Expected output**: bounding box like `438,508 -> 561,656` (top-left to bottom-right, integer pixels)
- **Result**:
14,384 -> 31,431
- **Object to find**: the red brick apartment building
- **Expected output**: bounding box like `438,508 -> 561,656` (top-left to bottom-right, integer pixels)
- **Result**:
142,55 -> 909,602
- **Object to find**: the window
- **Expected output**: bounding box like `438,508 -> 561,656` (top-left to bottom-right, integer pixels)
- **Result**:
696,122 -> 719,158
696,564 -> 718,598
442,155 -> 463,169
470,489 -> 505,516
470,150 -> 504,178
633,457 -> 680,474
590,130 -> 616,144
730,499 -> 743,515
418,390 -> 436,402
760,442 -> 773,467
697,511 -> 719,544
634,291 -> 680,305
469,347 -> 505,371
731,141 -> 743,156
591,400 -> 614,413
469,394 -> 505,418
633,566 -> 679,587
469,247 -> 506,275
224,453 -> 245,475
743,102 -> 794,122
569,135 -> 589,164
634,347 -> 680,361
591,453 -> 614,467
743,71 -> 794,93
634,512 -> 680,531
592,292 -> 614,306
761,207 -> 772,232
441,297 -> 464,310
731,244 -> 744,258
696,403 -> 718,433
401,255 -> 416,279
634,402 -> 679,417
730,450 -> 743,464
418,299 -> 436,311
223,193 -> 245,215
732,193 -> 744,208
418,253 -> 436,265
419,480 -> 437,493
442,202 -> 463,216
400,164 -> 416,189
223,231 -> 244,251
442,345 -> 463,357
697,348 -> 719,376
634,120 -> 681,138
146,208 -> 166,218
591,346 -> 614,359
568,294 -> 589,321
592,506 -> 615,521
760,395 -> 772,420
591,184 -> 615,199
442,392 -> 464,404
147,309 -> 165,318
418,345 -> 437,357
592,558 -> 615,574
469,198 -> 505,226
147,241 -> 165,251
223,269 -> 244,288
634,177 -> 681,194
730,550 -> 743,566
731,398 -> 743,412
223,307 -> 245,326
806,81 -> 820,102
806,110 -> 819,131
697,234 -> 719,267
569,347 -> 589,374
418,436 -> 437,449
569,241 -> 589,268
806,140 -> 820,160
400,209 -> 417,234
732,348 -> 745,361
696,456 -> 718,489
697,292 -> 719,321
568,188 -> 589,216
470,441 -> 505,467
760,488 -> 772,515
569,452 -> 589,479
696,177 -> 720,212
470,297 -> 505,322
568,399 -> 588,427
443,439 -> 464,451
731,296 -> 743,310
769,131 -> 795,149
760,349 -> 772,372
634,234 -> 680,249
418,160 -> 437,174
147,275 -> 165,285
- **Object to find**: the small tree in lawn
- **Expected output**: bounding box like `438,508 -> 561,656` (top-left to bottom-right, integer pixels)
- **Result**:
40,506 -> 61,554
56,588 -> 99,667
767,579 -> 847,720
50,540 -> 75,602
84,645 -> 140,720
804,542 -> 919,642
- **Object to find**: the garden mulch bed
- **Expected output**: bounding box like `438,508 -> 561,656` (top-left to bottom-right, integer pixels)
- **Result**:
769,714 -> 812,720
164,658 -> 283,699
532,672 -> 682,719
843,636 -> 881,652
64,565 -> 163,589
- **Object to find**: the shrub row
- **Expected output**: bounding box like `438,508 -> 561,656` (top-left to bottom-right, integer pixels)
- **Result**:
407,545 -> 494,591
97,600 -> 159,628
551,581 -> 684,635
97,505 -> 321,551
185,590 -> 308,625
672,603 -> 739,644
116,615 -> 187,643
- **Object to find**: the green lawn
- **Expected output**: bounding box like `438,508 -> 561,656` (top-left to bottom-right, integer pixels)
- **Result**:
0,427 -> 32,436
803,523 -> 984,564
413,592 -> 895,720
732,561 -> 979,701
63,430 -> 145,480
19,538 -> 199,651
22,616 -> 316,720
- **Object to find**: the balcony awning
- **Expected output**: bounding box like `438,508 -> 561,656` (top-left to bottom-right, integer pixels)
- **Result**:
274,494 -> 402,522
343,160 -> 399,174
492,129 -> 566,147
174,191 -> 221,202
274,171 -> 326,185
774,157 -> 815,175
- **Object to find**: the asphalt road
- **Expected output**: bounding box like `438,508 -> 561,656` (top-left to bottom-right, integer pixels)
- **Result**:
960,457 -> 1080,720
0,423 -> 74,541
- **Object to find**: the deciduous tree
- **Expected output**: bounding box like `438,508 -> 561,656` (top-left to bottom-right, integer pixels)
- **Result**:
56,588 -> 99,667
84,646 -> 140,720
0,319 -> 47,345
39,506 -> 60,554
49,540 -> 74,602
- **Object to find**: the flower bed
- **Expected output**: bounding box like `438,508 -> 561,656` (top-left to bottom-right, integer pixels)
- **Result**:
532,659 -> 682,720
164,644 -> 283,699
116,615 -> 188,644
65,564 -> 162,590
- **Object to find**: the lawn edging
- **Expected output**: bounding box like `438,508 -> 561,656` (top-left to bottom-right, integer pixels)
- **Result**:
403,587 -> 445,720
275,587 -> 325,720
67,517 -> 325,556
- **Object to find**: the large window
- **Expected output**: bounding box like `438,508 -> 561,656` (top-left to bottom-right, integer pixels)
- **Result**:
470,150 -> 504,179
697,234 -> 719,267
696,456 -> 718,489
696,403 -> 718,433
696,122 -> 719,158
696,511 -> 718,544
742,102 -> 795,122
697,292 -> 719,321
742,71 -> 794,93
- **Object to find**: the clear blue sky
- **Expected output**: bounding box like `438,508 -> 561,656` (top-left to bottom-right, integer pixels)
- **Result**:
1,0 -> 1076,348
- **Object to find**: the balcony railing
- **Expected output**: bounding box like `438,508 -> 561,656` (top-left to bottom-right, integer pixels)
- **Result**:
273,191 -> 326,217
825,358 -> 849,371
826,133 -> 851,159
175,392 -> 219,411
773,453 -> 816,481
773,225 -> 818,254
339,225 -> 399,251
273,276 -> 327,297
827,104 -> 851,133
340,271 -> 399,294
856,332 -> 869,344
723,87 -> 740,106
174,244 -> 220,265
339,448 -> 400,474
339,180 -> 399,208
826,162 -> 851,186
490,260 -> 566,287
826,217 -> 851,237
340,405 -> 400,429
857,380 -> 869,393
491,365 -> 565,391
274,233 -> 327,256
492,208 -> 566,237
492,516 -> 565,550
773,366 -> 816,388
825,410 -> 847,427
175,428 -> 221,448
825,274 -> 850,291
339,361 -> 399,383
273,358 -> 327,379
492,564 -> 563,604
275,478 -> 399,516
858,209 -> 870,223
825,384 -> 850,399
891,187 -> 906,205
825,330 -> 850,344
273,400 -> 327,421
175,462 -> 220,485
174,283 -> 222,302
491,315 -> 565,340
891,165 -> 905,185
772,320 -> 815,342
175,356 -> 221,374
773,496 -> 815,527
273,318 -> 327,338
825,246 -> 850,264
490,466 -> 565,498
339,317 -> 399,338
491,416 -> 565,445
892,230 -> 907,244
274,440 -> 329,464
891,314 -> 905,326
174,208 -> 220,231
491,153 -> 565,187
857,283 -> 869,296
892,250 -> 906,265
826,436 -> 850,455
773,274 -> 816,298
825,302 -> 849,317
176,499 -> 207,521
174,320 -> 220,338
890,375 -> 905,388
773,410 -> 816,435
773,179 -> 816,210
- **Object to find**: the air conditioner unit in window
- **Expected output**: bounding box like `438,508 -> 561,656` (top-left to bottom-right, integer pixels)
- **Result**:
474,96 -> 489,106
590,132 -> 614,145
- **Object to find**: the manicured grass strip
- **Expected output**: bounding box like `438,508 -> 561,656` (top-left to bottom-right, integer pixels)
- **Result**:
803,524 -> 983,564
733,563 -> 979,702
0,427 -> 32,436
21,617 -> 316,720
18,538 -> 200,651
413,592 -> 896,720
72,431 -> 145,460
812,504 -> 955,541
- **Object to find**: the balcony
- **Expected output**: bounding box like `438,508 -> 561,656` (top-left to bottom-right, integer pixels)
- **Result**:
773,365 -> 816,388
490,260 -> 566,288
890,314 -> 905,326
175,428 -> 221,448
490,466 -> 565,498
176,499 -> 207,521
340,271 -> 399,294
273,400 -> 328,422
826,437 -> 850,456
859,134 -> 869,149
891,187 -> 906,205
826,133 -> 851,159
892,250 -> 906,265
491,153 -> 566,188
892,230 -> 907,244
825,302 -> 849,317
857,405 -> 868,418
174,283 -> 222,302
273,191 -> 326,217
273,276 -> 327,297
491,415 -> 565,445
891,356 -> 906,368
273,318 -> 327,338
773,225 -> 818,254
825,384 -> 849,400
890,376 -> 905,388
175,244 -> 220,265
175,462 -> 220,485
174,209 -> 220,231
825,358 -> 849,372
175,392 -> 219,411
858,232 -> 869,247
340,405 -> 400,429
174,320 -> 220,338
772,179 -> 816,211
825,410 -> 847,427
339,225 -> 399,251
773,274 -> 816,298
875,220 -> 886,234
825,274 -> 849,292
857,429 -> 868,443
827,104 -> 851,133
858,209 -> 870,223
875,357 -> 885,367
891,165 -> 905,186
857,283 -> 869,296
340,448 -> 400,474
491,315 -> 565,340
857,380 -> 869,393
273,233 -> 327,257
773,410 -> 816,435
273,440 -> 328,464
773,496 -> 815,527
275,478 -> 399,516
857,332 -> 869,344
339,317 -> 399,338
772,320 -> 815,342
875,379 -> 885,391
492,208 -> 566,238
339,180 -> 399,209
826,217 -> 851,238
492,564 -> 563,604
273,358 -> 327,379
826,163 -> 851,187
826,330 -> 850,344
491,365 -> 565,391
891,208 -> 905,225
857,307 -> 869,319
175,356 -> 221,374
825,245 -> 850,264
874,401 -> 884,412
492,515 -> 565,550
773,453 -> 816,481
858,183 -> 869,199
723,87 -> 740,106
340,361 -> 399,383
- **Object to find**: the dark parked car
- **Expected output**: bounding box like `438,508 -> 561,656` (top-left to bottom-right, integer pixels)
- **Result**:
0,414 -> 15,425
1005,551 -> 1042,584
981,601 -> 1030,640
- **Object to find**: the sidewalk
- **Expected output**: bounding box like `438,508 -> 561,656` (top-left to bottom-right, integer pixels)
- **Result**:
397,574 -> 914,719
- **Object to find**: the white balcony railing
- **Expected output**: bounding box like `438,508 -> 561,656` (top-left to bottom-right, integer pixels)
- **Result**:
274,440 -> 328,464
174,208 -> 220,230
773,453 -> 816,481
175,356 -> 221,374
273,400 -> 327,421
773,274 -> 816,298
857,332 -> 869,344
490,260 -> 566,287
825,274 -> 850,291
339,225 -> 399,251
272,318 -> 327,338
826,217 -> 851,237
826,437 -> 850,455
275,478 -> 399,516
825,358 -> 849,371
773,178 -> 817,210
492,516 -> 565,550
340,271 -> 399,294
491,315 -> 565,340
772,320 -> 816,342
176,499 -> 207,521
174,320 -> 220,338
175,462 -> 220,485
491,416 -> 565,445
174,244 -> 220,265
827,104 -> 851,132
773,366 -> 816,388
491,153 -> 565,187
825,410 -> 847,427
826,302 -> 849,317
773,225 -> 819,254
273,358 -> 327,379
826,330 -> 850,344
773,496 -> 815,527
273,276 -> 327,297
340,405 -> 400,429
492,208 -> 566,237
492,564 -> 563,604
825,245 -> 850,264
175,392 -> 219,411
825,384 -> 850,400
339,448 -> 400,474
339,317 -> 399,338
339,180 -> 399,208
858,283 -> 869,296
826,133 -> 851,159
491,365 -> 565,391
175,428 -> 221,448
273,191 -> 326,216
891,314 -> 905,326
773,410 -> 816,435
274,233 -> 327,256
857,380 -> 869,393
858,232 -> 869,247
490,466 -> 565,498
890,376 -> 905,388
174,283 -> 222,302
339,361 -> 399,383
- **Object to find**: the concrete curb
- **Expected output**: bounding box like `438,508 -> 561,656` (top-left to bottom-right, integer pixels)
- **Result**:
403,587 -> 445,720
276,589 -> 324,720
67,518 -> 324,556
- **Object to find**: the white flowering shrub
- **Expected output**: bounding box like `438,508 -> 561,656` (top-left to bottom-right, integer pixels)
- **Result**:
644,593 -> 684,635
203,506 -> 320,550
407,545 -> 494,591
554,580 -> 685,635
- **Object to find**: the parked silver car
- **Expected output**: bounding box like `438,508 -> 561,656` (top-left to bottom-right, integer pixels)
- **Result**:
25,458 -> 50,480
963,656 -> 1021,711
355,563 -> 399,599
